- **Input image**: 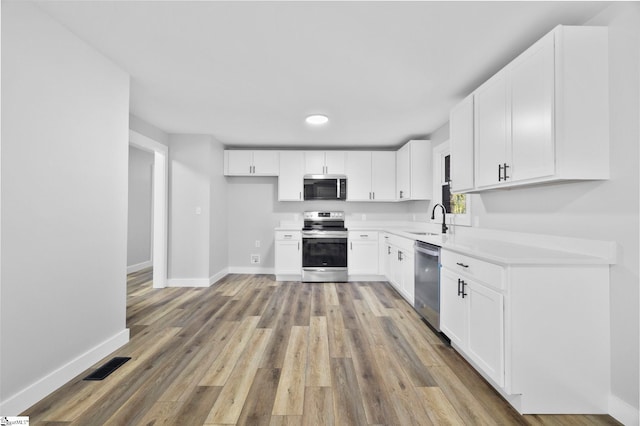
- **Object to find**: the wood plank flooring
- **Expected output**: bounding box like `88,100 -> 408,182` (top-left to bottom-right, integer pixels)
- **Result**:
23,269 -> 621,425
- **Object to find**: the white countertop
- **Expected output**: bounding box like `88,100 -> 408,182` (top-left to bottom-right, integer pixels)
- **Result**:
277,223 -> 615,266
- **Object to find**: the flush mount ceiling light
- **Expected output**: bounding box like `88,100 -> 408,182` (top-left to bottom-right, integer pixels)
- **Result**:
305,114 -> 329,125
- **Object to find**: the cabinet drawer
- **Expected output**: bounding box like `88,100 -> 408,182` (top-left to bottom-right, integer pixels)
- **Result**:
441,250 -> 504,291
386,234 -> 415,253
275,231 -> 301,241
348,231 -> 378,241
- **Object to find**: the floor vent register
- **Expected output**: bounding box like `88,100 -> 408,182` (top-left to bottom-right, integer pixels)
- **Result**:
83,357 -> 131,381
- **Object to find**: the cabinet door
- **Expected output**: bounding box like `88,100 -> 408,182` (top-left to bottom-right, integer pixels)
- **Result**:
467,281 -> 504,387
371,151 -> 396,201
325,151 -> 346,174
400,250 -> 415,305
387,247 -> 402,294
379,235 -> 390,276
440,268 -> 467,348
475,72 -> 509,188
252,151 -> 279,175
348,236 -> 379,275
345,152 -> 372,201
304,152 -> 325,174
510,33 -> 555,183
275,239 -> 301,275
450,95 -> 475,192
396,144 -> 410,200
226,151 -> 254,175
278,151 -> 304,201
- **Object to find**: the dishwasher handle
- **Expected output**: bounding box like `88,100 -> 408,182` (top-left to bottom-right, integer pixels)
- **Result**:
415,243 -> 440,257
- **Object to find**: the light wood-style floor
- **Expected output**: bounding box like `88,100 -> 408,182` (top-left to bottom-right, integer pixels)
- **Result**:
23,269 -> 620,425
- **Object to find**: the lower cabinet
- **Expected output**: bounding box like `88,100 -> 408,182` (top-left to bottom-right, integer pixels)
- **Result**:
348,231 -> 379,277
441,267 -> 504,387
384,234 -> 415,305
440,248 -> 610,414
274,231 -> 301,279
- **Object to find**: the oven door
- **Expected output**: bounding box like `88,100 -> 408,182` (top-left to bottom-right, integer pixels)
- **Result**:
302,232 -> 347,268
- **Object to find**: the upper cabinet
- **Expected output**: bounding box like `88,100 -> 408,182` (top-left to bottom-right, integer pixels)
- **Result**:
224,150 -> 279,176
449,94 -> 475,193
304,151 -> 346,175
465,25 -> 609,192
278,151 -> 304,201
345,151 -> 396,201
396,140 -> 432,201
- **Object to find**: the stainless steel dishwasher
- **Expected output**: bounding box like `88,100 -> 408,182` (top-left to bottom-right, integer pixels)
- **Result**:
414,241 -> 441,331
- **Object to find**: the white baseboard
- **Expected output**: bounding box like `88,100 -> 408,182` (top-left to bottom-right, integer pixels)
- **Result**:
227,266 -> 275,274
167,268 -> 230,288
210,268 -> 229,286
126,260 -> 152,274
348,274 -> 386,282
0,329 -> 130,416
167,277 -> 211,287
609,394 -> 639,426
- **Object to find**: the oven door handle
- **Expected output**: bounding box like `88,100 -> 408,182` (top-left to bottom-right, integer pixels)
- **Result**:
302,231 -> 348,239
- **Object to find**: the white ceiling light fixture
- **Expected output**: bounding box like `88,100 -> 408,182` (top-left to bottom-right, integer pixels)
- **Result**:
305,114 -> 329,125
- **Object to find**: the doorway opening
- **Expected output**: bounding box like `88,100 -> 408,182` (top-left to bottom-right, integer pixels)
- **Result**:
128,130 -> 168,289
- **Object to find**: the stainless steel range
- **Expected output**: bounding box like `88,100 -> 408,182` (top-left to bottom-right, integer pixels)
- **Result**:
301,211 -> 348,282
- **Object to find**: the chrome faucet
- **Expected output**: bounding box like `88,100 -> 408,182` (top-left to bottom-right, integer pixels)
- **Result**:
431,203 -> 448,234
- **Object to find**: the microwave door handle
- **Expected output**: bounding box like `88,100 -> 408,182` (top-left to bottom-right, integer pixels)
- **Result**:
337,179 -> 340,197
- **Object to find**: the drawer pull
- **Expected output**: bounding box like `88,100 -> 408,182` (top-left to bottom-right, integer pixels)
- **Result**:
360,234 -> 368,238
284,234 -> 292,239
456,262 -> 469,268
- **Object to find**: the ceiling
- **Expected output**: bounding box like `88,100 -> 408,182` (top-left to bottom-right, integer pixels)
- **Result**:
34,1 -> 609,148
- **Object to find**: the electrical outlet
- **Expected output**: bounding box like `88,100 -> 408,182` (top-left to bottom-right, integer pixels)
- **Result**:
250,254 -> 260,264
255,240 -> 261,248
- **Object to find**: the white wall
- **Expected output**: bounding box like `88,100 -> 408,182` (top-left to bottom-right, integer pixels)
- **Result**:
432,2 -> 640,418
167,134 -> 228,284
1,1 -> 130,414
209,138 -> 228,279
168,135 -> 212,281
127,146 -> 154,268
129,114 -> 169,147
225,177 -> 424,271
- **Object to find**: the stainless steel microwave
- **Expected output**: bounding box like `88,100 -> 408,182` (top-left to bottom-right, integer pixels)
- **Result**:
303,175 -> 347,201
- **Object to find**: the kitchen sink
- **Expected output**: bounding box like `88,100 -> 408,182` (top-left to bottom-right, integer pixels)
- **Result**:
405,231 -> 439,236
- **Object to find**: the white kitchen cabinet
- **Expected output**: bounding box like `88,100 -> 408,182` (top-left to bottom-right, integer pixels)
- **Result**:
509,33 -> 555,182
466,279 -> 504,387
440,248 -> 610,414
224,150 -> 279,176
345,151 -> 396,201
379,233 -> 391,277
449,94 -> 475,192
274,231 -> 301,280
441,252 -> 505,388
396,140 -> 432,201
278,151 -> 304,201
384,234 -> 415,305
345,151 -> 371,200
304,151 -> 345,175
440,268 -> 467,348
474,72 -> 509,188
348,231 -> 379,277
473,25 -> 609,191
371,152 -> 396,201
